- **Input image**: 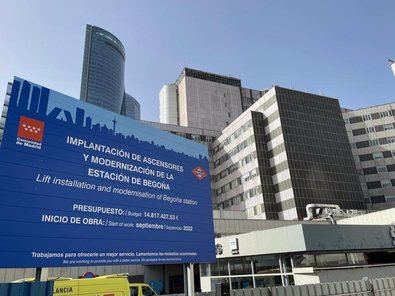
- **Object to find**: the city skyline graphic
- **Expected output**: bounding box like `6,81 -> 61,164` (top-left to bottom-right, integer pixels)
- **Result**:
6,78 -> 208,163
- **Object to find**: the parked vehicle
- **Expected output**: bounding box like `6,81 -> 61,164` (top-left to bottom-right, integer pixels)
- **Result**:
13,274 -> 157,296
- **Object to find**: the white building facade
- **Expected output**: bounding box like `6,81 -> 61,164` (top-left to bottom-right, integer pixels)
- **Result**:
213,86 -> 365,220
159,68 -> 265,131
343,103 -> 395,209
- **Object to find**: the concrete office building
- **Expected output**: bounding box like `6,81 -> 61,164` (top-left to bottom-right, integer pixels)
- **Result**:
159,68 -> 265,131
143,120 -> 220,146
121,92 -> 141,120
80,24 -> 141,120
212,86 -> 366,220
343,103 -> 395,209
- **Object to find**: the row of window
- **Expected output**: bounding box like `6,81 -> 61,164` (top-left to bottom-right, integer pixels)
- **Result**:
366,179 -> 395,189
246,204 -> 265,218
360,164 -> 395,175
214,152 -> 257,182
294,253 -> 366,268
357,150 -> 395,161
184,68 -> 241,87
214,135 -> 255,168
201,255 -> 285,277
352,123 -> 395,136
218,185 -> 263,209
345,109 -> 395,124
352,136 -> 395,149
168,131 -> 215,143
213,120 -> 252,155
203,252 -> 369,277
215,168 -> 260,197
369,194 -> 395,204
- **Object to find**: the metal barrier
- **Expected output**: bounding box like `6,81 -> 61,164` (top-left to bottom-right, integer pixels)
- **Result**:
0,281 -> 54,296
164,277 -> 395,296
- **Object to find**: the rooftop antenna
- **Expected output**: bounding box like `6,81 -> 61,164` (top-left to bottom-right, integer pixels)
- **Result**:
112,116 -> 117,133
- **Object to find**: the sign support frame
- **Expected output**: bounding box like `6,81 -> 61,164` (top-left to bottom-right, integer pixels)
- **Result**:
183,263 -> 195,296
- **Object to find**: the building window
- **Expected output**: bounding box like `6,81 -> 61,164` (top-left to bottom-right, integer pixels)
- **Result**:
373,152 -> 383,159
362,114 -> 372,121
315,254 -> 348,267
346,253 -> 366,265
365,126 -> 375,133
369,139 -> 379,146
385,195 -> 395,202
383,123 -> 395,130
229,258 -> 252,275
344,118 -> 350,124
377,166 -> 387,173
370,195 -> 386,204
293,254 -> 316,267
246,207 -> 255,218
351,143 -> 357,149
210,260 -> 230,276
363,167 -> 378,175
387,136 -> 395,143
381,180 -> 391,187
367,181 -> 382,189
379,111 -> 391,118
252,255 -> 280,274
254,205 -> 263,216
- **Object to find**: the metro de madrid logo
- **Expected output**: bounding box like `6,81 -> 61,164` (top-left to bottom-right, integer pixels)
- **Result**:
192,166 -> 207,181
16,116 -> 45,150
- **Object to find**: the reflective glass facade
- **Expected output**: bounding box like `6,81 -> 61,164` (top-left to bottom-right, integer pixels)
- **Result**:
121,92 -> 141,120
275,87 -> 366,217
80,25 -> 125,114
201,251 -> 374,291
200,255 -> 290,290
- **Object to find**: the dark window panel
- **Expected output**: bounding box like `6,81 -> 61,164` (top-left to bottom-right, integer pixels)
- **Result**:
359,153 -> 374,161
371,113 -> 380,120
356,141 -> 369,149
375,125 -> 384,132
349,116 -> 363,124
367,181 -> 382,189
379,138 -> 389,145
352,128 -> 366,136
363,167 -> 378,175
370,195 -> 386,204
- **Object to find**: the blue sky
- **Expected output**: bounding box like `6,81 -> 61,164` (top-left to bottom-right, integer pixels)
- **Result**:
1,1 -> 395,121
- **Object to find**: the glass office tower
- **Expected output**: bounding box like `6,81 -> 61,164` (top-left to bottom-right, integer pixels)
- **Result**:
121,92 -> 141,120
80,25 -> 125,114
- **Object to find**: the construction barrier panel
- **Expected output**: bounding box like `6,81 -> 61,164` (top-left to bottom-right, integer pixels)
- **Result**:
164,276 -> 395,296
0,281 -> 54,296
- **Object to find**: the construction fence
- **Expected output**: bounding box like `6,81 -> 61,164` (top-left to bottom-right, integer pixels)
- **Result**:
168,277 -> 395,296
